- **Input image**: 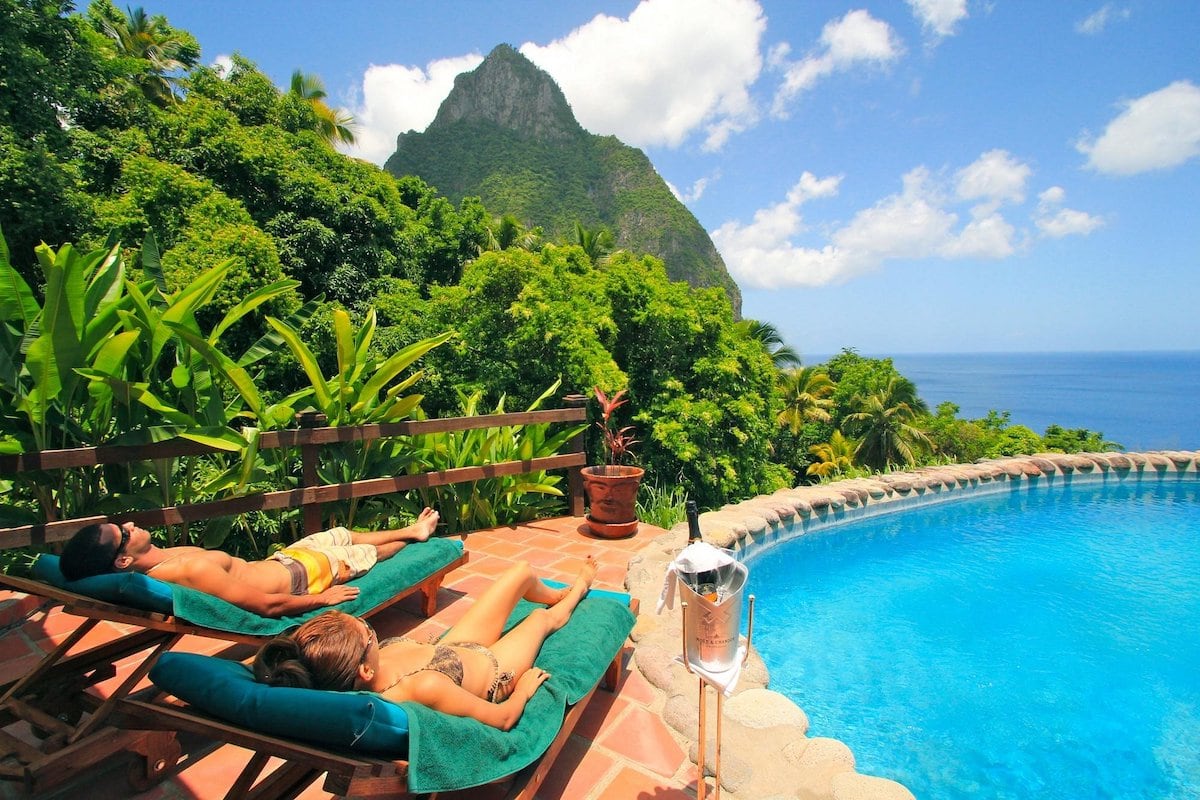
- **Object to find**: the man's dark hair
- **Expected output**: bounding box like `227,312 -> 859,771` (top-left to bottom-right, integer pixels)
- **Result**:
59,523 -> 119,581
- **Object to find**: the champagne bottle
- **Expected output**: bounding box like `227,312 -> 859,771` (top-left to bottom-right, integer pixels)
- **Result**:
684,500 -> 718,600
686,500 -> 702,543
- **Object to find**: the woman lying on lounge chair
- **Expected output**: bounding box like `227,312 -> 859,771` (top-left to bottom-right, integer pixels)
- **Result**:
253,557 -> 598,730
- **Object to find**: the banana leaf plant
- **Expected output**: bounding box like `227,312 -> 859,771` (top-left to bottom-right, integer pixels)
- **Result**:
264,307 -> 454,529
397,380 -> 587,534
0,226 -> 303,543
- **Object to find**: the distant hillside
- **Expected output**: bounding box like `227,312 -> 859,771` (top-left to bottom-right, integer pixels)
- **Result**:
384,44 -> 741,314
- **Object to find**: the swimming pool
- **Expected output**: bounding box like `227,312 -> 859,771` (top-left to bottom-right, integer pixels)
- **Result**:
745,476 -> 1200,799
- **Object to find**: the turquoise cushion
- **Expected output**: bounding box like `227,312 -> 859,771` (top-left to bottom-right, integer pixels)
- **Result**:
32,554 -> 175,614
147,588 -> 635,768
150,651 -> 410,754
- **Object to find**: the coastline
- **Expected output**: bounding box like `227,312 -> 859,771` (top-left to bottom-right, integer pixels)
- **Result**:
622,450 -> 1200,799
813,350 -> 1200,452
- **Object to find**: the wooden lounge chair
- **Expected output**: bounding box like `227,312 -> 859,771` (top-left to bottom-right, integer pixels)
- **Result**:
0,539 -> 467,795
115,591 -> 638,800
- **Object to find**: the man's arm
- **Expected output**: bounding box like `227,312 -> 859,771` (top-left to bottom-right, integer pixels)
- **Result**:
173,560 -> 359,618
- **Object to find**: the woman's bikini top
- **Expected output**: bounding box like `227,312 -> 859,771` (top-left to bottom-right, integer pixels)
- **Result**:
402,643 -> 466,686
384,638 -> 513,702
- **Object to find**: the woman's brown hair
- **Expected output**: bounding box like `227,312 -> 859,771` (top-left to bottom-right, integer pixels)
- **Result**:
253,611 -> 365,691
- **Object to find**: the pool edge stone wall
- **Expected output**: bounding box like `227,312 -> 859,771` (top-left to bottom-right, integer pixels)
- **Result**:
624,450 -> 1199,800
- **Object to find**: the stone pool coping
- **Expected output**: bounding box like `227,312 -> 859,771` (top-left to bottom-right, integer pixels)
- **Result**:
622,450 -> 1200,800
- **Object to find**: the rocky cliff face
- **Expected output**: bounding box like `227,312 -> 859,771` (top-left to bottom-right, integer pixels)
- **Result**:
429,44 -> 582,142
385,44 -> 741,314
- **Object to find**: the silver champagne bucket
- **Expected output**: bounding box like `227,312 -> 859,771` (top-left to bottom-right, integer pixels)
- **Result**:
676,549 -> 747,672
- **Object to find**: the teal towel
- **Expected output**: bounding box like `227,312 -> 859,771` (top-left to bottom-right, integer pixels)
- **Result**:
170,537 -> 463,636
401,594 -> 636,794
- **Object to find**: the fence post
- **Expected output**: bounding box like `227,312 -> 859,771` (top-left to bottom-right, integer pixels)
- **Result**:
295,410 -> 327,535
563,393 -> 588,517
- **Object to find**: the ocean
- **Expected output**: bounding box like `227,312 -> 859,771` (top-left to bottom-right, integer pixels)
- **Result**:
835,351 -> 1199,452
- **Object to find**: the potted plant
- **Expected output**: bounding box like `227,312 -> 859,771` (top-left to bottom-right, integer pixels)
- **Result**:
581,387 -> 645,538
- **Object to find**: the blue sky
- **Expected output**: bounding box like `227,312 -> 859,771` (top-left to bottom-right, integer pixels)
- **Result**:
142,0 -> 1199,356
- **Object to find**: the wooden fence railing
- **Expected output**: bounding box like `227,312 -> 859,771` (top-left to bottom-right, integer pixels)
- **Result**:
0,395 -> 590,550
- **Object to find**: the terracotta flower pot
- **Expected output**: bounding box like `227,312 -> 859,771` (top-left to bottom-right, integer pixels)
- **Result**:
581,465 -> 644,538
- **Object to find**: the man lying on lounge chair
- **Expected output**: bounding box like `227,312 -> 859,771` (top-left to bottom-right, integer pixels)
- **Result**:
58,509 -> 440,618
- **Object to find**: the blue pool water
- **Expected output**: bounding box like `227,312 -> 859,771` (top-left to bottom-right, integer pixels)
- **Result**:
746,478 -> 1200,799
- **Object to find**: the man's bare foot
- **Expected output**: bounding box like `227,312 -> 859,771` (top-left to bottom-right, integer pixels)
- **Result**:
407,508 -> 439,542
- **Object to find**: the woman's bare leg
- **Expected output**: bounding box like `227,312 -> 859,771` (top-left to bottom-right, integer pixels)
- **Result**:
442,560 -> 558,646
488,557 -> 598,680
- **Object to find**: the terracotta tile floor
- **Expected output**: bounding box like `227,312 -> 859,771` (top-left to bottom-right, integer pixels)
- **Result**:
0,517 -> 695,799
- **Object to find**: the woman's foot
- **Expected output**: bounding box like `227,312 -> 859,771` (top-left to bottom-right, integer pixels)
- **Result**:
575,554 -> 598,593
406,508 -> 439,542
527,556 -> 599,605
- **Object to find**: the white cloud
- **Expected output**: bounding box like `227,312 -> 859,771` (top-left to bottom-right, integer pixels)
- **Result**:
211,54 -> 233,77
343,54 -> 484,165
955,149 -> 1031,207
907,0 -> 969,38
942,212 -> 1016,259
338,0 -> 768,162
1035,187 -> 1105,238
1075,4 -> 1130,35
521,0 -> 766,151
1077,80 -> 1200,175
771,10 -> 903,117
667,175 -> 714,204
710,172 -> 846,287
713,154 -> 1040,289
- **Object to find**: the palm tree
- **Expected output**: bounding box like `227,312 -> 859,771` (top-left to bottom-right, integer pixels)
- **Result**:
736,319 -> 802,369
484,214 -> 541,252
844,376 -> 932,470
572,221 -> 615,263
807,429 -> 857,479
289,70 -> 357,145
99,5 -> 199,106
777,366 -> 834,433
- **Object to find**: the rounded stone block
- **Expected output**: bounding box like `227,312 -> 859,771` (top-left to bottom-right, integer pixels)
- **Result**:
832,771 -> 917,800
1028,457 -> 1058,473
689,741 -> 751,792
1146,453 -> 1170,470
1104,453 -> 1133,470
726,688 -> 809,731
784,736 -> 856,769
663,692 -> 698,736
635,643 -> 685,692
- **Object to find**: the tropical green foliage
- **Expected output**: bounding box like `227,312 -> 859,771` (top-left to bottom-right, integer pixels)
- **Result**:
573,220 -> 615,263
843,375 -> 931,470
262,308 -> 453,529
806,430 -> 858,480
0,228 -> 301,539
88,1 -> 199,107
288,70 -> 356,145
397,383 -> 586,534
0,6 -> 1125,540
636,481 -> 688,530
738,319 -> 802,370
777,365 -> 834,433
774,350 -> 1120,485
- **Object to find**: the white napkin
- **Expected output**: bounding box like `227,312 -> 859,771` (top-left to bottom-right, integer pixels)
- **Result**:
656,542 -> 736,613
675,641 -> 748,696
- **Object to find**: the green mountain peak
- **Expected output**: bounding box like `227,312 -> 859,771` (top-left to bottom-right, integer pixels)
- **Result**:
384,44 -> 741,313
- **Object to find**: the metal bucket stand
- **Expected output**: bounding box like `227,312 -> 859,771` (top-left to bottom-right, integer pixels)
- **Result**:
680,594 -> 754,800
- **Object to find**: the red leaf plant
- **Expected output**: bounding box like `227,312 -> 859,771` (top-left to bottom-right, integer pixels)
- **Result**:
593,386 -> 639,473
